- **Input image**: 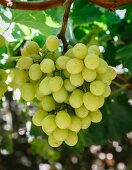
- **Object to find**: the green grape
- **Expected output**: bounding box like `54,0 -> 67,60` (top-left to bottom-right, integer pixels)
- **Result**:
0,69 -> 7,81
88,45 -> 100,56
69,89 -> 83,108
21,47 -> 30,57
0,34 -> 5,47
82,67 -> 96,82
70,73 -> 84,87
98,95 -> 105,108
31,54 -> 41,62
69,116 -> 81,132
83,92 -> 100,111
90,80 -> 105,96
53,87 -> 68,103
89,110 -> 102,123
39,77 -> 52,95
14,70 -> 28,86
64,95 -> 70,104
56,55 -> 70,70
32,110 -> 48,126
108,67 -> 117,80
35,88 -> 44,100
48,134 -> 62,147
96,70 -> 111,84
63,69 -> 70,78
21,83 -> 35,101
29,64 -> 42,81
66,58 -> 84,74
41,96 -> 56,112
81,115 -> 91,129
64,79 -> 76,92
17,57 -> 33,70
40,58 -> 55,73
49,76 -> 63,92
42,114 -> 57,135
84,53 -> 99,70
75,105 -> 89,118
53,128 -> 68,141
26,41 -> 40,55
103,84 -> 111,97
65,48 -> 75,58
73,43 -> 88,59
65,131 -> 78,146
96,58 -> 108,74
45,35 -> 59,52
0,81 -> 7,98
55,110 -> 71,129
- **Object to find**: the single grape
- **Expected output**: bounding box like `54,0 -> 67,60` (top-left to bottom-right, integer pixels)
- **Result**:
53,87 -> 68,103
84,53 -> 99,69
26,41 -> 40,55
32,110 -> 48,126
31,54 -> 41,62
21,83 -> 35,101
39,77 -> 52,95
90,80 -> 105,96
82,67 -> 96,82
45,35 -> 59,52
75,105 -> 89,118
35,88 -> 44,100
96,58 -> 108,74
108,67 -> 117,80
41,96 -> 56,112
42,114 -> 57,135
21,47 -> 30,57
64,79 -> 76,92
63,69 -> 70,78
56,55 -> 70,70
88,45 -> 100,56
81,115 -> 91,129
14,70 -> 28,86
0,69 -> 7,81
69,89 -> 83,108
103,84 -> 111,97
66,58 -> 84,74
83,92 -> 100,111
53,128 -> 68,141
70,73 -> 84,87
96,71 -> 110,84
17,57 -> 33,70
65,48 -> 75,58
55,110 -> 71,129
29,64 -> 42,81
69,116 -> 81,132
48,134 -> 62,147
0,34 -> 5,47
89,110 -> 102,123
73,43 -> 88,59
65,131 -> 78,146
40,58 -> 55,73
49,76 -> 63,92
98,95 -> 105,108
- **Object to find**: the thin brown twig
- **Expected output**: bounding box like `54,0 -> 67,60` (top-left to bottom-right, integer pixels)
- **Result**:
58,0 -> 74,53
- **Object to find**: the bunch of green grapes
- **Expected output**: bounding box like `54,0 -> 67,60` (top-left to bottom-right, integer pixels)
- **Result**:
9,35 -> 117,148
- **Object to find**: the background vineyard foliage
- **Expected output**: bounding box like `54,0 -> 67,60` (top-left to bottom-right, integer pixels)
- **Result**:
0,0 -> 132,170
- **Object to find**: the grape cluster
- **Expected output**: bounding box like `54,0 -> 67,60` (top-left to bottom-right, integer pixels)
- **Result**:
9,35 -> 117,147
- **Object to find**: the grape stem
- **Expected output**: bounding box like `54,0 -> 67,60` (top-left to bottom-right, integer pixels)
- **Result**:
0,0 -> 132,10
57,0 -> 74,53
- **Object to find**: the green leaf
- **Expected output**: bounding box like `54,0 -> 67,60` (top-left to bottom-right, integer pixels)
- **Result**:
116,44 -> 132,71
11,10 -> 58,36
71,0 -> 102,24
1,132 -> 13,153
